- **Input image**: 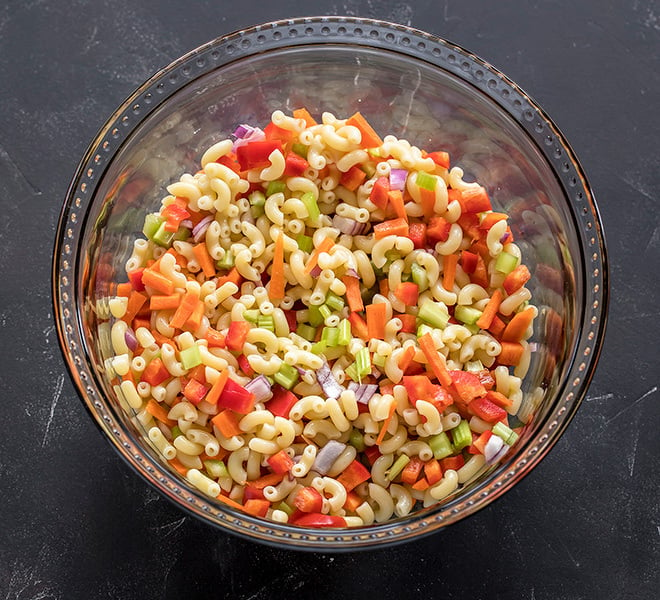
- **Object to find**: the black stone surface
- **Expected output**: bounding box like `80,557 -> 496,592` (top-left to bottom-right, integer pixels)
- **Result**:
1,1 -> 659,598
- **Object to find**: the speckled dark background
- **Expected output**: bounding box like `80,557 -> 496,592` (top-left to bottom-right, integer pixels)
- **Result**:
1,1 -> 659,598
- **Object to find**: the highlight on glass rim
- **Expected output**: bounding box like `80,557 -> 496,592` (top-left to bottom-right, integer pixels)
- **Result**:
100,107 -> 543,529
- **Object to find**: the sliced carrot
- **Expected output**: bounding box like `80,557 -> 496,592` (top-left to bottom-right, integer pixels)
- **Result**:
205,370 -> 230,406
418,332 -> 452,387
366,302 -> 387,340
397,344 -> 417,372
387,190 -> 408,222
293,107 -> 317,127
116,282 -> 133,297
419,187 -> 436,218
501,305 -> 536,343
342,275 -> 364,312
348,312 -> 369,340
183,298 -> 205,332
250,472 -> 286,490
476,289 -> 503,330
149,293 -> 182,311
169,291 -> 200,330
503,264 -> 531,295
400,456 -> 424,485
411,477 -> 430,491
379,278 -> 389,297
442,254 -> 459,292
497,341 -> 525,366
424,458 -> 443,485
304,236 -> 335,274
192,243 -> 216,278
486,390 -> 513,409
211,409 -> 243,438
145,399 -> 176,427
374,217 -> 409,239
215,493 -> 246,512
168,457 -> 188,476
488,315 -> 507,339
243,499 -> 270,517
122,290 -> 148,324
375,399 -> 397,446
142,269 -> 175,295
346,111 -> 383,148
269,233 -> 286,300
339,165 -> 367,191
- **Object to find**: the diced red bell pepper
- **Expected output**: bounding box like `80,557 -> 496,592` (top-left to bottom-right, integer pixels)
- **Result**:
264,121 -> 295,143
461,250 -> 478,274
243,485 -> 266,501
140,357 -> 170,386
476,369 -> 496,391
398,313 -> 417,334
427,151 -> 450,169
216,378 -> 255,414
225,320 -> 251,352
479,212 -> 508,231
204,327 -> 226,348
237,354 -> 254,377
457,212 -> 482,241
400,456 -> 424,485
290,512 -> 347,528
364,446 -> 382,465
426,216 -> 451,244
127,268 -> 146,292
449,370 -> 487,404
468,396 -> 508,423
402,376 -> 452,410
339,165 -> 367,192
471,429 -> 493,455
243,498 -> 270,518
161,202 -> 191,232
283,152 -> 309,177
343,491 -> 363,512
369,176 -> 390,210
215,152 -> 242,174
503,264 -> 531,295
267,449 -> 295,474
457,186 -> 492,213
407,222 -> 427,249
424,458 -> 443,485
266,386 -> 298,419
336,460 -> 371,492
470,254 -> 489,288
393,282 -> 419,306
183,378 -> 209,405
283,310 -> 298,333
235,140 -> 283,171
440,455 -> 465,472
294,486 -> 324,513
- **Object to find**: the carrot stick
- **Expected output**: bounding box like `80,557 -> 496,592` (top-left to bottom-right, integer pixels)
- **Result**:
418,332 -> 452,387
183,300 -> 205,332
379,278 -> 389,297
205,370 -> 230,406
387,190 -> 408,222
293,107 -> 317,127
501,305 -> 536,343
488,315 -> 507,339
497,341 -> 525,366
215,493 -> 246,512
476,289 -> 503,330
116,282 -> 133,297
250,472 -> 286,489
149,293 -> 182,311
366,302 -> 387,340
411,477 -> 430,491
169,291 -> 200,330
168,457 -> 188,476
375,400 -> 397,446
122,290 -> 148,324
142,269 -> 175,295
342,275 -> 364,312
211,408 -> 243,438
397,344 -> 417,372
374,217 -> 409,239
348,312 -> 369,340
192,243 -> 216,278
442,254 -> 458,292
346,111 -> 383,148
269,233 -> 286,300
304,236 -> 334,274
145,399 -> 176,427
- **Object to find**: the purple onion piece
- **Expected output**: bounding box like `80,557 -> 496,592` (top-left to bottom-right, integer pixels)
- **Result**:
232,124 -> 254,139
484,434 -> 505,464
192,215 -> 214,242
499,231 -> 511,244
316,362 -> 344,400
232,127 -> 265,149
347,382 -> 378,404
332,214 -> 367,236
180,219 -> 193,230
312,440 -> 347,475
244,374 -> 273,403
124,327 -> 138,352
310,265 -> 322,278
389,168 -> 408,191
345,268 -> 359,279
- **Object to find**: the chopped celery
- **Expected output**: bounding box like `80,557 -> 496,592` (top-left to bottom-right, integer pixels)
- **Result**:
361,162 -> 376,178
417,323 -> 434,338
418,301 -> 450,329
318,304 -> 333,321
321,326 -> 340,347
257,315 -> 275,332
495,250 -> 518,274
323,346 -> 346,361
171,425 -> 183,439
179,345 -> 202,370
152,221 -> 175,247
411,263 -> 429,292
266,180 -> 286,196
345,362 -> 360,383
296,234 -> 314,254
451,420 -> 472,452
307,304 -> 325,327
242,309 -> 259,323
273,363 -> 299,390
465,359 -> 485,372
415,171 -> 437,191
251,204 -> 265,219
276,501 -> 294,516
216,250 -> 234,270
493,421 -> 518,446
325,291 -> 345,312
387,454 -> 411,481
372,353 -> 386,368
428,432 -> 454,459
311,340 -> 327,355
300,191 -> 321,224
296,323 -> 317,342
249,190 -> 266,207
338,319 -> 352,346
348,428 -> 366,452
454,305 -> 483,326
355,347 -> 371,379
291,143 -> 308,158
142,213 -> 163,239
204,459 -> 229,479
464,322 -> 480,335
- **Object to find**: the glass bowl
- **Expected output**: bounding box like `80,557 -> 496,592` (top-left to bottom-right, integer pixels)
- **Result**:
53,17 -> 608,550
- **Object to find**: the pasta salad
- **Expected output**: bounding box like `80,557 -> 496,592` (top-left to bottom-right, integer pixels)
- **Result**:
106,109 -> 536,527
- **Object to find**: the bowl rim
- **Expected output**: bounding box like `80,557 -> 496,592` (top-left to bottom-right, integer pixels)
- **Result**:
52,15 -> 609,550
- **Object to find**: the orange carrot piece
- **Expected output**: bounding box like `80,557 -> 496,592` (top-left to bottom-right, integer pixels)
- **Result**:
168,457 -> 188,476
215,493 -> 246,512
348,312 -> 369,340
192,243 -> 216,278
142,269 -> 175,295
373,217 -> 409,239
250,472 -> 286,489
488,315 -> 507,339
122,291 -> 148,324
304,236 -> 334,274
501,305 -> 536,343
145,399 -> 176,427
442,254 -> 459,292
366,302 -> 387,340
205,370 -> 230,406
342,275 -> 364,312
149,293 -> 182,311
183,300 -> 205,332
339,165 -> 367,192
116,282 -> 133,297
424,459 -> 443,485
346,111 -> 383,148
418,332 -> 452,387
269,233 -> 286,300
486,390 -> 514,409
411,477 -> 430,491
211,409 -> 243,438
293,107 -> 317,127
397,344 -> 417,372
476,289 -> 503,330
375,400 -> 397,446
379,278 -> 389,297
497,341 -> 525,366
169,291 -> 200,330
387,190 -> 408,222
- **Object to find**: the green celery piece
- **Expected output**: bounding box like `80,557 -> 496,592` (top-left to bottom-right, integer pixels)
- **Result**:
372,353 -> 386,368
216,249 -> 234,270
296,234 -> 314,254
152,221 -> 175,247
361,162 -> 376,178
451,420 -> 472,452
307,304 -> 325,327
276,501 -> 294,516
322,346 -> 345,361
345,362 -> 360,383
318,304 -> 332,321
506,430 -> 519,446
291,143 -> 308,158
411,263 -> 429,292
338,319 -> 351,346
251,204 -> 265,219
348,428 -> 366,452
273,363 -> 299,390
257,315 -> 275,332
321,326 -> 340,347
454,305 -> 483,326
242,309 -> 259,323
387,454 -> 411,481
416,171 -> 437,191
171,425 -> 183,439
355,347 -> 371,378
417,323 -> 434,338
300,191 -> 321,224
464,322 -> 480,335
179,345 -> 202,370
266,180 -> 286,196
249,190 -> 266,207
428,432 -> 453,459
296,323 -> 317,342
310,340 -> 327,356
495,251 -> 518,274
325,291 -> 345,312
204,459 -> 229,479
418,301 -> 449,329
143,213 -> 163,240
492,422 -> 514,441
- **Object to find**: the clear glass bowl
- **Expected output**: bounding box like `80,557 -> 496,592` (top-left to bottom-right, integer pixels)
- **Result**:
53,17 -> 608,549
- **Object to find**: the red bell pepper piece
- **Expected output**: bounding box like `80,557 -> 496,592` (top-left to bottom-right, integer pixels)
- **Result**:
140,357 -> 170,386
478,212 -> 508,231
161,202 -> 191,232
243,485 -> 266,501
369,176 -> 390,210
398,313 -> 417,334
449,370 -> 487,404
426,216 -> 451,244
503,264 -> 531,295
294,486 -> 324,513
476,369 -> 496,391
400,456 -> 424,485
283,152 -> 309,177
267,450 -> 295,475
204,327 -> 226,348
183,378 -> 209,405
471,429 -> 493,454
424,458 -> 443,485
264,121 -> 294,143
216,378 -> 255,414
339,165 -> 367,192
393,282 -> 419,306
237,354 -> 254,377
468,396 -> 508,423
364,446 -> 381,465
283,310 -> 298,333
457,212 -> 482,241
461,250 -> 478,274
402,376 -> 452,410
336,460 -> 371,492
243,498 -> 270,518
289,513 -> 347,528
427,150 -> 450,169
225,321 -> 251,352
235,140 -> 283,171
215,152 -> 242,174
266,386 -> 298,419
440,455 -> 465,472
407,222 -> 427,249
127,268 -> 145,292
470,254 -> 489,288
458,186 -> 492,213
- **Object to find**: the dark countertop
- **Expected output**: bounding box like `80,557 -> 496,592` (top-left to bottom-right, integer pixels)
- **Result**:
1,1 -> 659,598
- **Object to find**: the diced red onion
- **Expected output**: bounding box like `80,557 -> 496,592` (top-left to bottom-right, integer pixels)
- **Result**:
484,434 -> 505,464
233,127 -> 265,149
232,124 -> 254,139
180,219 -> 193,229
332,214 -> 368,236
312,440 -> 347,475
499,231 -> 511,244
316,362 -> 344,400
310,265 -> 322,278
192,215 -> 214,242
389,169 -> 408,191
347,382 -> 378,404
244,374 -> 273,403
345,268 -> 359,278
124,327 -> 138,352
